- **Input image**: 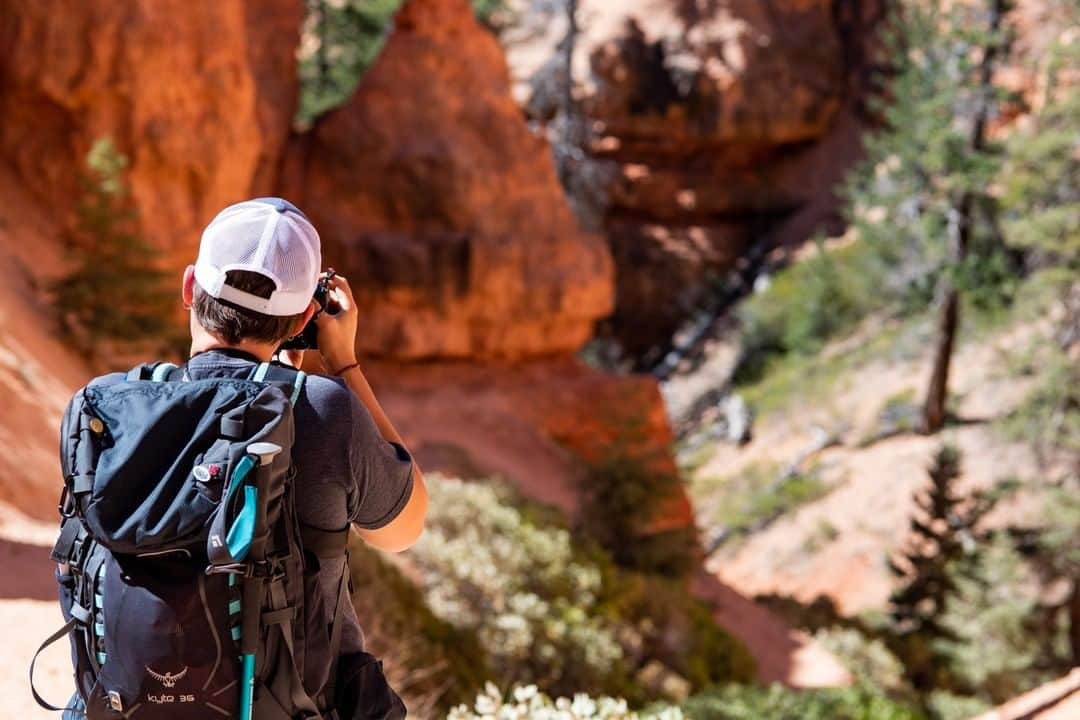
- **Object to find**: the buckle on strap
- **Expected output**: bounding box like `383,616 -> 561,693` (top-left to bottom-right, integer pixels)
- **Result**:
57,486 -> 76,519
50,519 -> 88,564
262,607 -> 297,626
69,603 -> 91,625
205,560 -> 272,578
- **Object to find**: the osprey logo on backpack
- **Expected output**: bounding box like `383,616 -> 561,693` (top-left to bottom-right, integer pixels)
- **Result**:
147,665 -> 189,688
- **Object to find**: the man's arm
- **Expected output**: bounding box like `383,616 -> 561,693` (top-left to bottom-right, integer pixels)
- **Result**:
316,273 -> 428,553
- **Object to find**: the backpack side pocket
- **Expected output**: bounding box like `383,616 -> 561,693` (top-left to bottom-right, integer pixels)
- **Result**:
334,651 -> 406,720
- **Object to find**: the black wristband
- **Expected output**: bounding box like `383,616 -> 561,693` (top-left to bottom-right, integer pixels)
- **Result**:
333,362 -> 360,376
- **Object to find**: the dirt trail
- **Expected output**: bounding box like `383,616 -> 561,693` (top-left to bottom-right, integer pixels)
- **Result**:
0,514 -> 71,719
694,572 -> 851,687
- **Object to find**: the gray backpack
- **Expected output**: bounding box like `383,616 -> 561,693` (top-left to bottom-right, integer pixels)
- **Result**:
30,360 -> 379,719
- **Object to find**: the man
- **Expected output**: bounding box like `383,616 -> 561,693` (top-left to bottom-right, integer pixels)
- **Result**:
59,197 -> 426,718
183,198 -> 427,560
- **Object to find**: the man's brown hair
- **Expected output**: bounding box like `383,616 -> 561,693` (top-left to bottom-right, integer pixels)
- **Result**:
192,270 -> 306,345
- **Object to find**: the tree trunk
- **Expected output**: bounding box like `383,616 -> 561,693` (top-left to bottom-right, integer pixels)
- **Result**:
921,0 -> 1007,434
922,210 -> 965,434
563,0 -> 578,117
1070,580 -> 1080,666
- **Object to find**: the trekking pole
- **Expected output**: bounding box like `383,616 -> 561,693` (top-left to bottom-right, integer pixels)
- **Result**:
239,441 -> 282,720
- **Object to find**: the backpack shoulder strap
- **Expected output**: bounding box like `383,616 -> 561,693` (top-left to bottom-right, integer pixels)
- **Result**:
125,361 -> 179,382
151,362 -> 179,382
251,361 -> 306,406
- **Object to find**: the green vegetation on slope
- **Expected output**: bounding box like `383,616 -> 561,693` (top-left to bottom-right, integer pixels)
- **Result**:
681,683 -> 924,720
51,137 -> 180,360
735,239 -> 905,387
579,452 -> 700,579
693,462 -> 833,544
404,476 -> 754,706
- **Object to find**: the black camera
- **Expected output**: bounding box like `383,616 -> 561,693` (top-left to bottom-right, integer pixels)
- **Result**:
279,270 -> 336,351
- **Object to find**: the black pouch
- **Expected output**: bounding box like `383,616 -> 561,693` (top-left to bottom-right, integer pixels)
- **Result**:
334,651 -> 406,720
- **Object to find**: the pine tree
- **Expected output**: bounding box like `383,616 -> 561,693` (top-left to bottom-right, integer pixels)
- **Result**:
844,0 -> 1017,434
296,0 -> 512,128
887,444 -> 995,692
52,137 -> 176,359
1000,14 -> 1080,272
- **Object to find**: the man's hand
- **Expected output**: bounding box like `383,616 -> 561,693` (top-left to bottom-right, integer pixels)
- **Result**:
315,272 -> 359,373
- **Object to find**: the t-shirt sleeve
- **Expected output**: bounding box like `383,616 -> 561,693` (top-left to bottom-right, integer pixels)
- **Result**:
346,393 -> 415,529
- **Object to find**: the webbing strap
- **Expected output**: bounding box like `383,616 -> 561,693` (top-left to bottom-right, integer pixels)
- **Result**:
322,552 -> 352,708
262,607 -> 296,626
291,371 -> 306,406
30,618 -> 79,711
252,362 -> 270,382
265,577 -> 323,718
250,362 -> 305,407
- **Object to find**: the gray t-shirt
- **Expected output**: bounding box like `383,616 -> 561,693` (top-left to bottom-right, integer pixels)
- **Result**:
101,348 -> 415,652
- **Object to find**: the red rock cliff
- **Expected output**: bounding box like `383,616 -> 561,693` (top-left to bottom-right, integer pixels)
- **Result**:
0,0 -> 302,265
509,0 -> 886,359
0,0 -> 689,534
281,0 -> 690,530
282,0 -> 614,361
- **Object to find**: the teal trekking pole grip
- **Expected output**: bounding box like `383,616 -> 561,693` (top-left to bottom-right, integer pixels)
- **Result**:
238,442 -> 282,720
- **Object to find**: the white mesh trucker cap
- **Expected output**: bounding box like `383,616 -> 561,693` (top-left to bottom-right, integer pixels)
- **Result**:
194,197 -> 321,316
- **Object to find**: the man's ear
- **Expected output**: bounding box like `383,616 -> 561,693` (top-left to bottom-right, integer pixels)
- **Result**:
289,301 -> 318,339
182,266 -> 196,307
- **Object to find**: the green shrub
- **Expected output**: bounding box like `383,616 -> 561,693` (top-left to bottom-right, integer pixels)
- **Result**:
734,239 -> 901,385
406,476 -> 755,704
682,683 -> 925,720
695,463 -> 832,542
814,628 -> 909,694
923,691 -> 990,720
998,345 -> 1080,465
593,570 -> 757,697
407,476 -> 628,696
579,454 -> 700,579
934,535 -> 1052,705
1000,49 -> 1079,268
448,683 -> 686,720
